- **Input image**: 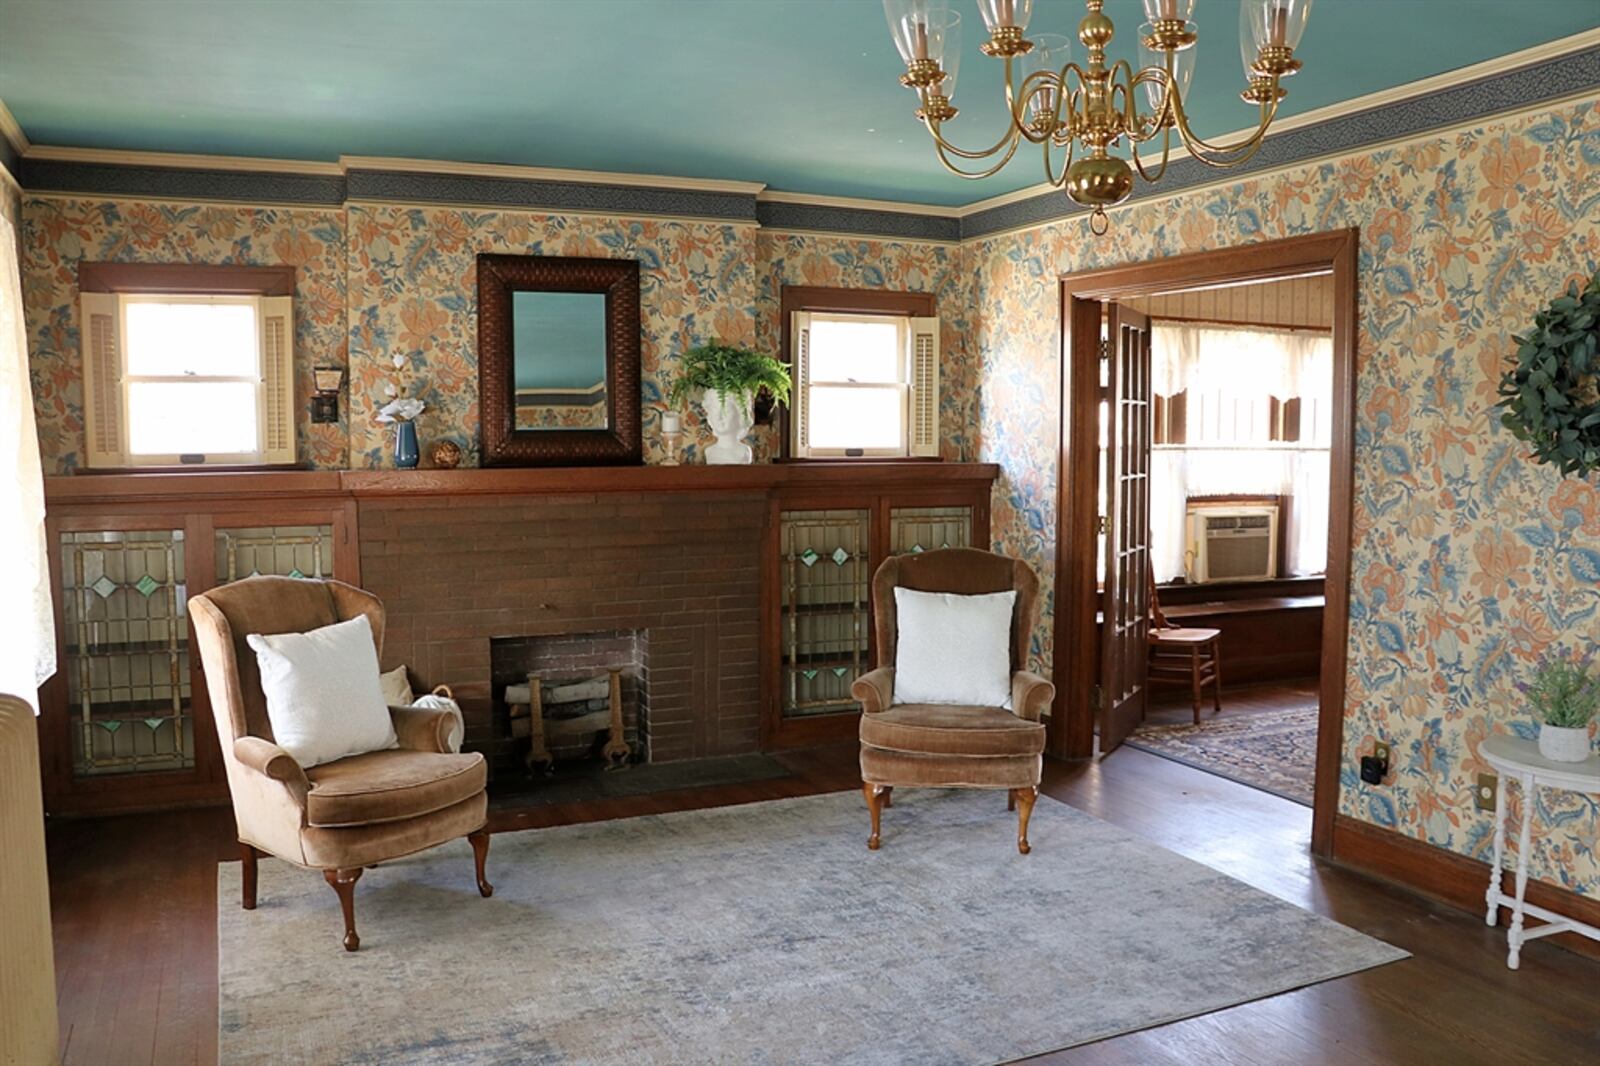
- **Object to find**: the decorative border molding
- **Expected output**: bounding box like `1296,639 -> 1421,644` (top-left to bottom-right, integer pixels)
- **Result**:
345,167 -> 758,222
959,41 -> 1600,238
18,159 -> 348,206
6,31 -> 1596,241
756,199 -> 960,242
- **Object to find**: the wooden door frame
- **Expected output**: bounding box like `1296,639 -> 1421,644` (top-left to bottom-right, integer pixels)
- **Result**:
1049,229 -> 1359,858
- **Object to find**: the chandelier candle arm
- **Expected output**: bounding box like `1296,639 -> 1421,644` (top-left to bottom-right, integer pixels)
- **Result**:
883,0 -> 1311,232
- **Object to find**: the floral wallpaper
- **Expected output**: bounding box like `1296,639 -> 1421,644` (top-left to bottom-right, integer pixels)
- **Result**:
18,194 -> 968,472
971,97 -> 1600,896
20,197 -> 348,471
346,204 -> 759,467
755,230 -> 975,461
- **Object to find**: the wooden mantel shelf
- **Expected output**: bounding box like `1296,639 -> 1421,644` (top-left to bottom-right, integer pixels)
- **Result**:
46,461 -> 1000,506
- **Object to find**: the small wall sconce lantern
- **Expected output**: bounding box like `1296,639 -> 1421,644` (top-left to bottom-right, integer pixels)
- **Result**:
311,366 -> 345,424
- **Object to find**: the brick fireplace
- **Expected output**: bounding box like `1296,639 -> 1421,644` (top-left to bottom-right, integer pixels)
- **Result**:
357,491 -> 763,771
489,629 -> 648,777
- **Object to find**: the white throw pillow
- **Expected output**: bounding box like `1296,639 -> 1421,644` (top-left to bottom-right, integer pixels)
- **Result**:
892,587 -> 1017,708
246,615 -> 398,769
379,664 -> 415,707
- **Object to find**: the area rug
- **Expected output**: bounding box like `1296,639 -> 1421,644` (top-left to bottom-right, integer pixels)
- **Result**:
1127,703 -> 1319,806
218,790 -> 1404,1065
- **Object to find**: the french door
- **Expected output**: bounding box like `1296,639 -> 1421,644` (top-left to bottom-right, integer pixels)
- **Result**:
1098,304 -> 1153,755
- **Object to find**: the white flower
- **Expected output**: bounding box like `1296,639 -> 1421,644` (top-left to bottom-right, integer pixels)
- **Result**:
391,353 -> 407,370
384,383 -> 399,398
376,397 -> 426,423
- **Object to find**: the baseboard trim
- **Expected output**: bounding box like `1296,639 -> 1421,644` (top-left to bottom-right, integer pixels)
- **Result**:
1331,814 -> 1600,961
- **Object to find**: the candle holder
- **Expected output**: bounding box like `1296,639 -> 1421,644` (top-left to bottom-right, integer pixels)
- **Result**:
660,412 -> 683,466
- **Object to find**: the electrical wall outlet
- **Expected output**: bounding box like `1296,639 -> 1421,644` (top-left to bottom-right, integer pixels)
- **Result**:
1475,773 -> 1498,812
1373,740 -> 1392,766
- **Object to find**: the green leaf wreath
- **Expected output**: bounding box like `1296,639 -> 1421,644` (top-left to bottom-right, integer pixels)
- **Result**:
1497,270 -> 1600,478
667,343 -> 792,410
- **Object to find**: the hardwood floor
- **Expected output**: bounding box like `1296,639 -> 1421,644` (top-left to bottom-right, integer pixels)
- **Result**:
1142,674 -> 1318,728
45,741 -> 1599,1065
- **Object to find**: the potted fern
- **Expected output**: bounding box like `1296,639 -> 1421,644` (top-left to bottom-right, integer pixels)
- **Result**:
1525,656 -> 1599,763
667,343 -> 792,465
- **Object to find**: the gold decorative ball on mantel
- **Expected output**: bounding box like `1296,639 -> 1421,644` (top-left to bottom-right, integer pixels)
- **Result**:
428,439 -> 463,469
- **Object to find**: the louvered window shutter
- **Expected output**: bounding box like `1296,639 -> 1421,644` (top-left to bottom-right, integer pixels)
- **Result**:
258,296 -> 296,465
908,316 -> 940,457
789,311 -> 813,459
79,292 -> 127,468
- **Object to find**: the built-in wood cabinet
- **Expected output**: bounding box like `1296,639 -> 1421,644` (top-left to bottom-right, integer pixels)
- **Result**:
39,464 -> 996,813
761,477 -> 992,750
40,478 -> 358,814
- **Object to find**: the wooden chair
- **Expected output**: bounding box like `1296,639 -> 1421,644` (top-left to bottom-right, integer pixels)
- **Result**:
1146,573 -> 1223,725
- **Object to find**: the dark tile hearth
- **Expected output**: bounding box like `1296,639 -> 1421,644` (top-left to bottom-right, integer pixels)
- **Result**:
487,753 -> 793,811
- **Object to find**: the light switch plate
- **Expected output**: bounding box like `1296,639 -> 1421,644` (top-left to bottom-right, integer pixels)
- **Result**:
1475,772 -> 1498,812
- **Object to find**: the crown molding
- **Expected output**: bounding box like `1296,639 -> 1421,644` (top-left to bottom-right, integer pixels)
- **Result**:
954,26 -> 1600,219
339,155 -> 765,195
0,98 -> 28,158
23,144 -> 341,175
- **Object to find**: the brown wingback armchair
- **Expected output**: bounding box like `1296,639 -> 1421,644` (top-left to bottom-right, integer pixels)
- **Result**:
189,576 -> 491,951
853,548 -> 1055,854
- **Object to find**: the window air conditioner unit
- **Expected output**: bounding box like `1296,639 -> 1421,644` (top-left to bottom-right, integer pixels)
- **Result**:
1185,503 -> 1279,584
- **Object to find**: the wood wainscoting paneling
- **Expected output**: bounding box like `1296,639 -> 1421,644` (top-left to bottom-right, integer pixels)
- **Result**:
1331,814 -> 1600,961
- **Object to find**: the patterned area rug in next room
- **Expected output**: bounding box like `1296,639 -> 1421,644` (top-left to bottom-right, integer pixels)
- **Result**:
1126,703 -> 1319,806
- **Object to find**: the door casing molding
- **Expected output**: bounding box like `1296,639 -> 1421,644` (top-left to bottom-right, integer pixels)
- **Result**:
1049,228 -> 1360,858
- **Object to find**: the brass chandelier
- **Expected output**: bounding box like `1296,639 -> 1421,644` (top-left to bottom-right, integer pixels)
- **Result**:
884,0 -> 1314,234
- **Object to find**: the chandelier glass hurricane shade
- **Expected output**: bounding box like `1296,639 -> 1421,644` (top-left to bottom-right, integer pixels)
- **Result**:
884,0 -> 1313,234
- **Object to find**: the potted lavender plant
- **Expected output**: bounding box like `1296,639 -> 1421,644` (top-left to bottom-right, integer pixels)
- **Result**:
1525,656 -> 1599,763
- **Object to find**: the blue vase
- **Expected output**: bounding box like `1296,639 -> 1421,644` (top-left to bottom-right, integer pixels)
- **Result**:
394,421 -> 420,469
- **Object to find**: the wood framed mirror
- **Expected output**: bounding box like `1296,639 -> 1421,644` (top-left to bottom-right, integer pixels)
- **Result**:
477,254 -> 642,466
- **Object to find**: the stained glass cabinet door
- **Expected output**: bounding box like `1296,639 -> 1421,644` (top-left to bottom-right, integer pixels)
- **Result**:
41,504 -> 357,814
761,489 -> 988,750
777,509 -> 873,723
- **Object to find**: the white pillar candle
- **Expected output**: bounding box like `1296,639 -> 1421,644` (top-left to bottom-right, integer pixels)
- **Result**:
660,411 -> 682,435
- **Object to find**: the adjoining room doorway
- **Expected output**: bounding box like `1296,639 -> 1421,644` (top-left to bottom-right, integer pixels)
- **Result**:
1049,230 -> 1359,858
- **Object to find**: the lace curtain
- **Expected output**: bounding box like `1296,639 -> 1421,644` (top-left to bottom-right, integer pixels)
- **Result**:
0,212 -> 55,712
1150,322 -> 1332,583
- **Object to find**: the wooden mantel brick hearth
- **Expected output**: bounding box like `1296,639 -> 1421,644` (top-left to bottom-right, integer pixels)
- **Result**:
360,492 -> 764,766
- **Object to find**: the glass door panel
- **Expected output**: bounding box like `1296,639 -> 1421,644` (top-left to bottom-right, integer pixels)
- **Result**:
215,524 -> 335,584
779,509 -> 871,719
61,529 -> 192,776
889,505 -> 973,555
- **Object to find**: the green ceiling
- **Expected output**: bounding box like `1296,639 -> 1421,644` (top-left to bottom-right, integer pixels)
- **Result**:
0,0 -> 1595,206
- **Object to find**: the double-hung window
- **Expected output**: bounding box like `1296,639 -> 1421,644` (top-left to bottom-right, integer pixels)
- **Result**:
78,267 -> 295,468
788,310 -> 939,458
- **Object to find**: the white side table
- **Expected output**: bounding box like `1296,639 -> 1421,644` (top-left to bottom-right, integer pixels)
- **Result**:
1481,735 -> 1600,969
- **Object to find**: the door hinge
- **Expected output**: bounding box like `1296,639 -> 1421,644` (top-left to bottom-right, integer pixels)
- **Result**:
1097,514 -> 1108,535
1099,337 -> 1109,361
1091,684 -> 1104,712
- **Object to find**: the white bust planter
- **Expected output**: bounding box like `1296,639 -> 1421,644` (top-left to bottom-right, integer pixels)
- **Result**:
701,389 -> 753,465
1537,723 -> 1593,763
